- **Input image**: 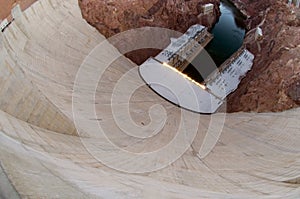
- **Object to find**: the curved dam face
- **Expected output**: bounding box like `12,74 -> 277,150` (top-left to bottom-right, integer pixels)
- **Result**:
0,0 -> 300,198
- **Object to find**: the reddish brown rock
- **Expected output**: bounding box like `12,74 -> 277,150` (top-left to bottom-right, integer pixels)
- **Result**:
79,0 -> 220,64
0,0 -> 37,20
79,0 -> 220,38
226,0 -> 300,112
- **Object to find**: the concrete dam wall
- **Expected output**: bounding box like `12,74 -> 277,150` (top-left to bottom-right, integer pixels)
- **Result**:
0,0 -> 299,198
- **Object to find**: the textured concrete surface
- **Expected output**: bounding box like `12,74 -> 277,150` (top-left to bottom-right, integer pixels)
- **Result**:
0,161 -> 20,199
0,0 -> 299,198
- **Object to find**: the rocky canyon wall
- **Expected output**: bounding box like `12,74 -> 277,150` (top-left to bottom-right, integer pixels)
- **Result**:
79,0 -> 220,37
226,0 -> 300,112
79,0 -> 220,64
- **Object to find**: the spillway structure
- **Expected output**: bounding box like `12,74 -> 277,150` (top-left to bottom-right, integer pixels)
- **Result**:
0,0 -> 299,198
139,25 -> 254,113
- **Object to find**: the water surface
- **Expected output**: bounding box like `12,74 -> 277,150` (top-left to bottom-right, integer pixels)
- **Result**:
183,0 -> 246,82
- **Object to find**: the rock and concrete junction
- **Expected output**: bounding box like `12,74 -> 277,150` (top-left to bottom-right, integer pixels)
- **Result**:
0,0 -> 299,198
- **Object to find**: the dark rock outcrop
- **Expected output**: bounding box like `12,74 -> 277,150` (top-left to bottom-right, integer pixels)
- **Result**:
228,0 -> 273,29
287,80 -> 300,105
